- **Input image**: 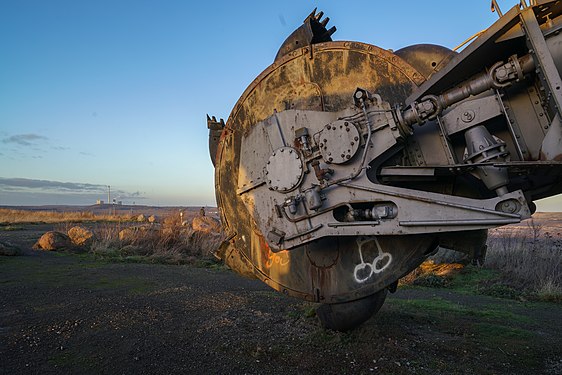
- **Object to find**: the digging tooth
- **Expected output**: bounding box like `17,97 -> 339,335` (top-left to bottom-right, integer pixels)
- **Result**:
316,11 -> 324,20
321,17 -> 330,27
327,26 -> 336,36
306,7 -> 317,22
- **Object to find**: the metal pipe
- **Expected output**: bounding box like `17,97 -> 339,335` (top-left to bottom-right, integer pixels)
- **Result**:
398,54 -> 535,128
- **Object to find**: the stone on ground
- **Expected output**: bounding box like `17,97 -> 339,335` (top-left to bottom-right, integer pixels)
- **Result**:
192,216 -> 221,233
68,226 -> 95,247
33,231 -> 72,251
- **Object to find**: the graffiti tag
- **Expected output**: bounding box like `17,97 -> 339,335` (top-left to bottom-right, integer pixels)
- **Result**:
353,237 -> 392,283
265,252 -> 290,268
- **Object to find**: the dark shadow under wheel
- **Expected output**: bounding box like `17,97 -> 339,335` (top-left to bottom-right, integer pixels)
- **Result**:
316,289 -> 388,331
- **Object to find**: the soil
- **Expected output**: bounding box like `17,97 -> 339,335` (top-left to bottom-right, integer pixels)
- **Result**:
1,224 -> 561,374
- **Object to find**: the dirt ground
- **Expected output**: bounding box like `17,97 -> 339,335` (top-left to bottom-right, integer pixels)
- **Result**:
1,224 -> 561,374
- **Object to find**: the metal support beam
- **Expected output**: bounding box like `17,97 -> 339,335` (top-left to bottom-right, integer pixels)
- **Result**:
520,7 -> 562,115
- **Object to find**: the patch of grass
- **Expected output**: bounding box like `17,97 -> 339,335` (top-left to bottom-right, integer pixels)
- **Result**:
447,267 -> 501,292
0,208 -> 133,224
392,297 -> 532,323
536,278 -> 562,303
412,273 -> 450,288
0,225 -> 23,231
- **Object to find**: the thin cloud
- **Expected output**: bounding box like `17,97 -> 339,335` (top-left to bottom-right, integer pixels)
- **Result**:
3,133 -> 49,146
52,146 -> 70,151
0,177 -> 147,200
0,177 -> 107,192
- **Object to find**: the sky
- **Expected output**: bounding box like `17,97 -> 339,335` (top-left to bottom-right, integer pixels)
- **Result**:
1,0 -> 561,211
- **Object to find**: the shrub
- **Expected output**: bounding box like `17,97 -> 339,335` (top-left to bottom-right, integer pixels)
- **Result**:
88,213 -> 224,265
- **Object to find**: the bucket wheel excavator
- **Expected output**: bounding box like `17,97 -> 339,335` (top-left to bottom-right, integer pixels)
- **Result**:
207,1 -> 562,330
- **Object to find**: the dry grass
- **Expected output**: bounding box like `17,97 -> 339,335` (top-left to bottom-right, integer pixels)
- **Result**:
89,214 -> 224,265
487,220 -> 562,301
401,219 -> 562,302
0,208 -> 131,224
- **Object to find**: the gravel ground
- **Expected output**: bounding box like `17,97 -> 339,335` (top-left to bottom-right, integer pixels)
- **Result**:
1,225 -> 561,374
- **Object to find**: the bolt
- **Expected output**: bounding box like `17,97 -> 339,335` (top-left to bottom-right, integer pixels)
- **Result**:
346,128 -> 350,132
346,155 -> 351,159
354,136 -> 359,141
328,157 -> 333,162
319,143 -> 324,147
344,122 -> 349,126
351,142 -> 355,146
327,125 -> 331,130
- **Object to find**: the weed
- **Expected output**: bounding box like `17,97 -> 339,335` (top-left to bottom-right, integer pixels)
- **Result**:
486,223 -> 562,301
0,225 -> 23,231
85,212 -> 225,265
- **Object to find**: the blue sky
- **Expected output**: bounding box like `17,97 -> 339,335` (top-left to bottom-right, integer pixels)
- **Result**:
1,0 -> 560,210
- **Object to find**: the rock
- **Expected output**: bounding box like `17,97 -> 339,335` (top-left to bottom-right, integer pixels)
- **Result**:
429,247 -> 471,264
119,227 -> 139,242
148,215 -> 157,224
0,241 -> 21,256
192,216 -> 221,233
68,226 -> 95,247
118,226 -> 155,242
137,214 -> 146,222
33,231 -> 72,251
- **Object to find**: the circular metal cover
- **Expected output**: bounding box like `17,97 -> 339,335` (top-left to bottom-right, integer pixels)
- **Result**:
266,146 -> 303,192
319,120 -> 361,164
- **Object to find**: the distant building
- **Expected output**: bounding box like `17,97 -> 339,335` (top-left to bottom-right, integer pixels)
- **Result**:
96,200 -> 104,205
117,201 -> 122,205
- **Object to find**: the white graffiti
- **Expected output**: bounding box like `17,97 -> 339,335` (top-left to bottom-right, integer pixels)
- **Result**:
353,237 -> 393,283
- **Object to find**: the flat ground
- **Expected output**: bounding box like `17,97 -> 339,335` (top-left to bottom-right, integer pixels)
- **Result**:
1,224 -> 561,374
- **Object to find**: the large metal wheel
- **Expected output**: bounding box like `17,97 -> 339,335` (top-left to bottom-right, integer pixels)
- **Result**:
317,289 -> 387,331
215,41 -> 436,322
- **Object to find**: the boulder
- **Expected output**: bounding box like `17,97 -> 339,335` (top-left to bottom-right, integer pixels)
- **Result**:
68,226 -> 95,247
118,226 -> 155,242
119,227 -> 139,242
33,231 -> 72,251
148,215 -> 157,224
137,214 -> 146,222
192,216 -> 221,233
0,241 -> 21,256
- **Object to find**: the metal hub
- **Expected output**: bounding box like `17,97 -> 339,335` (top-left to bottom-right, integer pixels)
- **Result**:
266,146 -> 304,192
319,120 -> 360,164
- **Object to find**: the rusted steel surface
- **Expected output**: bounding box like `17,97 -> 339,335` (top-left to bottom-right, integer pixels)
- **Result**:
215,41 -> 430,305
210,2 -> 562,330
